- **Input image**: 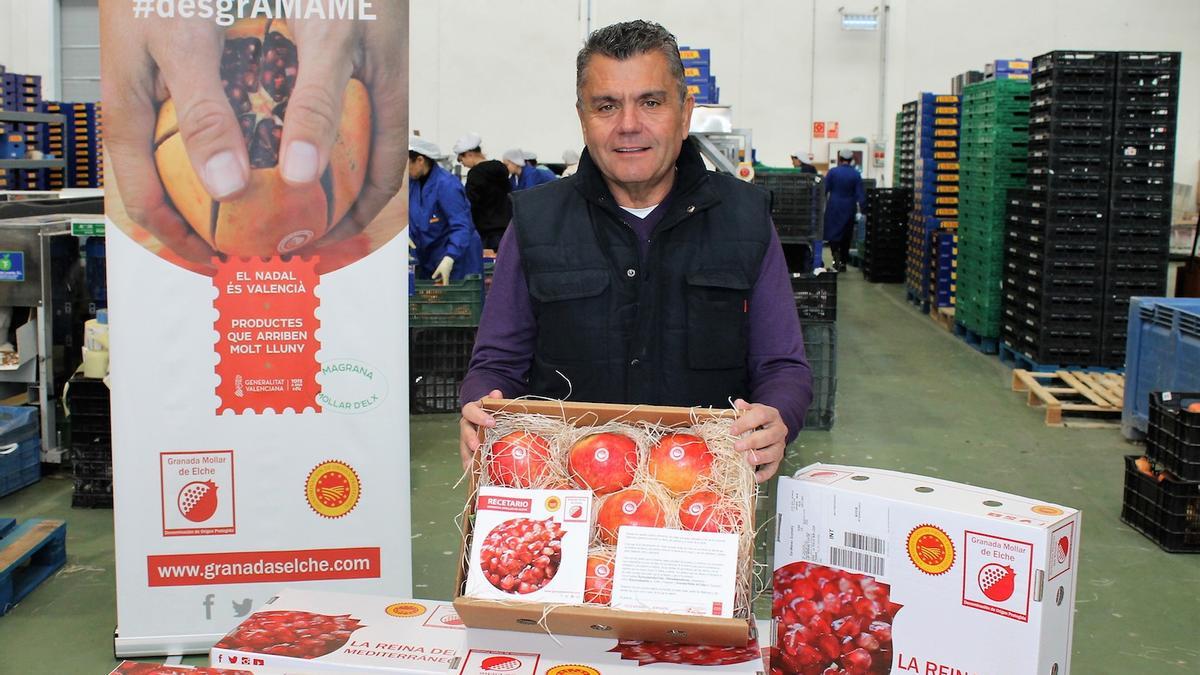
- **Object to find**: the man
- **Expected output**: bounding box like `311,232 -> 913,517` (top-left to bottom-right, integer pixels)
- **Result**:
503,148 -> 556,191
459,20 -> 812,484
790,150 -> 818,175
409,136 -> 483,283
823,149 -> 866,272
453,133 -> 512,251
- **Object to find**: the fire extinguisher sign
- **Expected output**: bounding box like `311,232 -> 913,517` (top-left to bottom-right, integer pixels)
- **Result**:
962,531 -> 1034,622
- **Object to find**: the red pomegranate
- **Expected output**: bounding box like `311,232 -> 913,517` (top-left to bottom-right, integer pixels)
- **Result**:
678,490 -> 742,532
596,489 -> 666,545
487,431 -> 552,488
178,480 -> 219,522
584,553 -> 615,605
648,433 -> 714,494
568,432 -> 639,495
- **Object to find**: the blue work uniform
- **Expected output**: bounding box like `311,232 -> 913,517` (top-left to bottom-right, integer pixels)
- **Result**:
823,164 -> 866,242
409,163 -> 483,279
513,164 -> 556,191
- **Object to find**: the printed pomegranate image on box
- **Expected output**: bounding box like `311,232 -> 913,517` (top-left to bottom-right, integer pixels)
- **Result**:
161,450 -> 236,537
775,464 -> 1081,675
213,609 -> 364,659
465,487 -> 592,604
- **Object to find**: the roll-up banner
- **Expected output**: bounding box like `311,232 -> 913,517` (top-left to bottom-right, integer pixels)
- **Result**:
100,0 -> 411,656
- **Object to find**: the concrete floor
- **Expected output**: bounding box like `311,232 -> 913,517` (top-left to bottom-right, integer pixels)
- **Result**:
2,272 -> 1198,673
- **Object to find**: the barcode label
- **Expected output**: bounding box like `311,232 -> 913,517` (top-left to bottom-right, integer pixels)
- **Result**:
830,546 -> 886,577
844,531 -> 887,555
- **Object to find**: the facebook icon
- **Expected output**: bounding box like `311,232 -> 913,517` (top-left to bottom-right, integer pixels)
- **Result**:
202,594 -> 215,620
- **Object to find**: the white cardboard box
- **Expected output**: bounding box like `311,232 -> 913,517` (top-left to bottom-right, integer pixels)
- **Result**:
773,464 -> 1080,675
211,589 -> 768,674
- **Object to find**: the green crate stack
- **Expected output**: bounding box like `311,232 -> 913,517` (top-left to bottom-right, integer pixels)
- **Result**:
409,275 -> 484,327
956,78 -> 1030,337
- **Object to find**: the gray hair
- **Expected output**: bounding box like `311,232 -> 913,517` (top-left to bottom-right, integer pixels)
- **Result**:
575,20 -> 687,108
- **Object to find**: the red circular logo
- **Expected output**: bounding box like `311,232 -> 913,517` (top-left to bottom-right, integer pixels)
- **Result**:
481,656 -> 523,672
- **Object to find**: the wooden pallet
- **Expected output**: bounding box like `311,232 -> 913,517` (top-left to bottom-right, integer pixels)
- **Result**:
0,518 -> 67,616
930,306 -> 955,332
1010,369 -> 1125,427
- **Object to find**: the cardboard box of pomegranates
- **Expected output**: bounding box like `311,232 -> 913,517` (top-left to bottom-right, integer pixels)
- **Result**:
452,399 -> 759,646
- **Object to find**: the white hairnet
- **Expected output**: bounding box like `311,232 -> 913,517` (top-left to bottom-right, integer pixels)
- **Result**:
501,149 -> 525,165
409,136 -> 443,160
452,132 -> 482,155
562,149 -> 580,165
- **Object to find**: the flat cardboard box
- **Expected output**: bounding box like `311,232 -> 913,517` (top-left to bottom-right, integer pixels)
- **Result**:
774,464 -> 1080,675
209,589 -> 768,674
454,399 -> 752,646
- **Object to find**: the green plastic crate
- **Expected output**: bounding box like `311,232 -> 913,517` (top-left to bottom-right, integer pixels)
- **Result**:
409,275 -> 483,327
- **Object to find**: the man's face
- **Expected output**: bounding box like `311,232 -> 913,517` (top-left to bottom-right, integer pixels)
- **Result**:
503,160 -> 521,175
459,151 -> 483,169
408,156 -> 429,181
577,51 -> 694,199
790,156 -> 801,167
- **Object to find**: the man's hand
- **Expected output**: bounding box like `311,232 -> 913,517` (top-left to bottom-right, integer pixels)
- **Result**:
431,256 -> 455,285
729,398 -> 789,483
460,389 -> 503,471
100,11 -> 234,267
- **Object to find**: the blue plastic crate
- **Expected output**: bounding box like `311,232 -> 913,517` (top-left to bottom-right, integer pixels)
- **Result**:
682,63 -> 711,79
1122,298 -> 1200,439
0,437 -> 40,498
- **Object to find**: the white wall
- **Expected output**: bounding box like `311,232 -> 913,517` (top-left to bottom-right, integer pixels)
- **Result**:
411,0 -> 1200,190
0,1 -> 60,99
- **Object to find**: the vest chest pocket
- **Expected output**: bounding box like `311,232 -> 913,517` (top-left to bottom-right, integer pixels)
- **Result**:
528,269 -> 611,363
686,269 -> 751,370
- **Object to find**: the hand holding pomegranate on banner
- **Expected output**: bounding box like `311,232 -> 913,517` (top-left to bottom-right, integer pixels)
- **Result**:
101,4 -> 408,271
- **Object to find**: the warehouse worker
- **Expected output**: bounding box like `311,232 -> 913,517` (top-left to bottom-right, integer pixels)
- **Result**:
823,149 -> 866,272
561,149 -> 581,176
502,148 -> 556,191
790,150 -> 818,175
409,137 -> 483,284
453,133 -> 513,251
459,20 -> 812,483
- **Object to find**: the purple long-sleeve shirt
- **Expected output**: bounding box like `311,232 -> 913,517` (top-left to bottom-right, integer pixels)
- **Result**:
459,200 -> 813,443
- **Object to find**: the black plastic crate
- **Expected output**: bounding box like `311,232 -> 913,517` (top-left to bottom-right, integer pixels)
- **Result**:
1147,393 -> 1200,481
1120,454 -> 1200,553
1026,153 -> 1108,178
1028,98 -> 1112,123
69,411 -> 111,437
410,327 -> 477,414
1108,220 -> 1171,244
1029,79 -> 1114,103
1113,118 -> 1176,142
1004,269 -> 1103,299
1117,51 -> 1181,74
791,272 -> 837,322
1114,85 -> 1178,106
1113,138 -> 1175,160
1027,171 -> 1110,195
1111,156 -> 1174,179
1114,101 -> 1178,122
65,375 -> 110,415
801,322 -> 836,431
1032,50 -> 1117,77
1001,323 -> 1102,366
1027,133 -> 1111,158
72,456 -> 112,481
71,491 -> 113,509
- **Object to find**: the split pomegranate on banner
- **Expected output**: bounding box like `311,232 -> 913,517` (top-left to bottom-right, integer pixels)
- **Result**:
100,2 -> 412,657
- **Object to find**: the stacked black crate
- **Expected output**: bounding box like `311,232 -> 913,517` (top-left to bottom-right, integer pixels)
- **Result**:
753,170 -> 823,271
1103,52 -> 1180,368
862,188 -> 911,282
66,375 -> 113,508
1003,52 -> 1116,367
